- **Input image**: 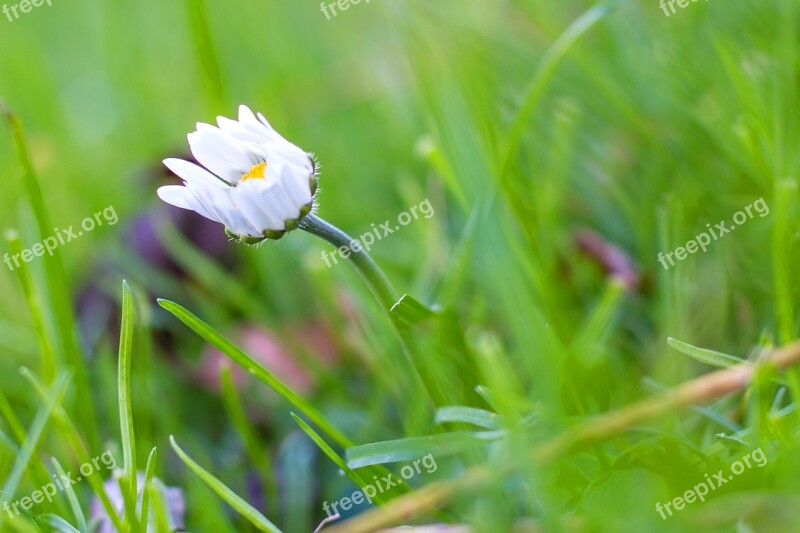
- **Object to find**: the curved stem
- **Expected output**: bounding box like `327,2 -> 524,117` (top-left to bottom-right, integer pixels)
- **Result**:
301,214 -> 436,408
300,214 -> 398,311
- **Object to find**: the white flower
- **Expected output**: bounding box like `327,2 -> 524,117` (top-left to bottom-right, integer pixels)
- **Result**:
157,105 -> 317,243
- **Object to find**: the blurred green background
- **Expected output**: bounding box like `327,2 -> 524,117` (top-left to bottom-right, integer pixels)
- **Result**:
1,0 -> 799,531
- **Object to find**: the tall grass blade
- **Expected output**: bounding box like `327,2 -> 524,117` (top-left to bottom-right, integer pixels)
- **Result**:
118,281 -> 139,531
39,515 -> 81,533
19,368 -> 125,531
290,413 -> 386,506
5,229 -> 57,383
434,407 -> 503,430
158,298 -> 352,448
20,368 -> 125,531
138,447 -> 158,531
220,365 -> 277,514
667,337 -> 745,368
0,372 -> 70,530
50,458 -> 88,533
2,104 -> 95,446
170,436 -> 281,533
346,431 -> 502,469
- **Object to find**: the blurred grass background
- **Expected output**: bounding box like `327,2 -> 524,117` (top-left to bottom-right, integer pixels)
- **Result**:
1,0 -> 799,531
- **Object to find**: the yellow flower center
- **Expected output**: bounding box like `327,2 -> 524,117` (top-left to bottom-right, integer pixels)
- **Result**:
241,162 -> 267,182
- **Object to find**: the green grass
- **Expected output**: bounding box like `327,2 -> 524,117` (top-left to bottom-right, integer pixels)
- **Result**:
2,0 -> 800,531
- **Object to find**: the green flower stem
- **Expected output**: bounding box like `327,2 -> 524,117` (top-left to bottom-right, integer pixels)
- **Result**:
300,214 -> 436,409
300,214 -> 398,312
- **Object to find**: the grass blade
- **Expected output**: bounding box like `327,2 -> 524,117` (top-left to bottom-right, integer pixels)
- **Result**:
118,281 -> 139,531
148,482 -> 172,533
571,280 -> 625,362
0,389 -> 27,446
667,337 -> 745,368
18,368 -> 126,531
434,407 -> 503,430
0,372 -> 70,530
290,413 -> 386,506
39,514 -> 81,533
20,368 -> 125,531
220,365 -> 277,514
138,447 -> 158,531
389,294 -> 436,326
51,458 -> 88,533
2,104 -> 95,447
170,436 -> 281,533
0,429 -> 19,454
158,298 -> 352,448
346,431 -> 502,469
182,0 -> 225,111
500,2 -> 614,177
495,2 -> 615,246
5,229 -> 57,383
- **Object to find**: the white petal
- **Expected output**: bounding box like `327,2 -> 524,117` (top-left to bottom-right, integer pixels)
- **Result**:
216,116 -> 242,132
184,183 -> 231,224
225,217 -> 258,237
227,205 -> 263,236
238,105 -> 260,127
226,125 -> 272,147
215,116 -> 263,141
189,126 -> 259,181
156,185 -> 194,210
157,184 -> 218,223
193,185 -> 259,236
275,164 -> 312,207
236,109 -> 312,170
262,179 -> 297,222
163,158 -> 227,189
232,181 -> 283,231
249,110 -> 306,151
270,149 -> 313,174
190,127 -> 242,164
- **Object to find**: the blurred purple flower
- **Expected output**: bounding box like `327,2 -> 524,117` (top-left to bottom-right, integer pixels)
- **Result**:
127,152 -> 234,276
575,228 -> 640,291
90,473 -> 185,532
75,154 -> 233,352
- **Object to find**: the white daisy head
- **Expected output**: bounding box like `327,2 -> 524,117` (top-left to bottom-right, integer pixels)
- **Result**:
157,105 -> 318,244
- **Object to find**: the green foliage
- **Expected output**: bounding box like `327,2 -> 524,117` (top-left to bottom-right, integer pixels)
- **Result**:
2,0 -> 800,531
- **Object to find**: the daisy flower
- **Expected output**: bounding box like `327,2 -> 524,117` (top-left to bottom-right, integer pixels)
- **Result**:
156,104 -> 434,412
157,104 -> 402,314
157,105 -> 318,244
